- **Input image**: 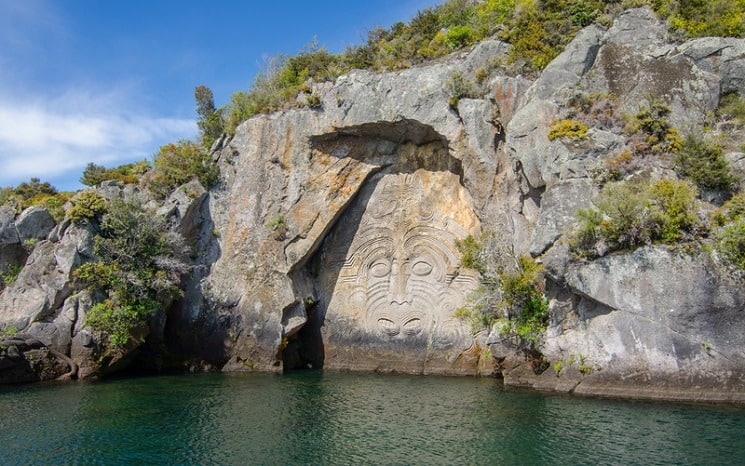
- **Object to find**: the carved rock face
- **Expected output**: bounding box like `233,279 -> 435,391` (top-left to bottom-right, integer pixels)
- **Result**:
315,169 -> 480,372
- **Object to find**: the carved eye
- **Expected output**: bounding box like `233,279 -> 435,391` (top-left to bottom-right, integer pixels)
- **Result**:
369,260 -> 390,278
411,260 -> 433,276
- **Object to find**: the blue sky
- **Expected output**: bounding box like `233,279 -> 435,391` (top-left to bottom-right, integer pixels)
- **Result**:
0,0 -> 440,191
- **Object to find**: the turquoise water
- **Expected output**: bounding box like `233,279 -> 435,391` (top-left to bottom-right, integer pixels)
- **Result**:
1,372 -> 744,465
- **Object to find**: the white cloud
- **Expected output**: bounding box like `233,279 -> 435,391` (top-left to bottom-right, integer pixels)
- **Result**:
0,90 -> 196,191
0,0 -> 197,191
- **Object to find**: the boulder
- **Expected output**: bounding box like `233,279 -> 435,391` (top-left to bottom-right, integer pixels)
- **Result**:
15,206 -> 55,242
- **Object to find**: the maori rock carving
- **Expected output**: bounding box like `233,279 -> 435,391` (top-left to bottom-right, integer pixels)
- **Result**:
320,171 -> 480,350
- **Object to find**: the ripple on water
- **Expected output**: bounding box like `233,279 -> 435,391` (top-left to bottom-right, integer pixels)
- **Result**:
0,372 -> 744,465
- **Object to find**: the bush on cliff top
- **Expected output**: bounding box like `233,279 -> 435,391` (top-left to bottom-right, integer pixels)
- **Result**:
145,140 -> 219,199
80,160 -> 151,187
209,0 -> 743,133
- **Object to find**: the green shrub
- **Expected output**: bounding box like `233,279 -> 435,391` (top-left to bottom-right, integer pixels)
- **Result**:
0,264 -> 22,291
716,218 -> 745,270
195,85 -> 225,149
147,140 -> 219,199
717,92 -> 745,126
498,255 -> 549,345
713,192 -> 745,225
68,191 -> 108,223
444,25 -> 476,49
570,179 -> 701,257
675,134 -> 738,192
75,199 -> 187,348
548,119 -> 589,141
625,99 -> 683,155
661,0 -> 745,38
455,231 -> 548,347
446,71 -> 478,109
649,178 -> 701,243
80,160 -> 151,187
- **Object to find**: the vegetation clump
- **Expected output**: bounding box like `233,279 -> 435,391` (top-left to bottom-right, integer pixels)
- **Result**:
145,140 -> 219,199
446,71 -> 478,109
68,191 -> 108,224
196,0 -> 745,135
0,264 -> 22,292
455,231 -> 549,348
675,135 -> 738,193
570,178 -> 702,257
80,161 -> 151,187
712,193 -> 745,270
0,178 -> 71,221
548,119 -> 589,141
74,199 -> 188,348
625,99 -> 683,156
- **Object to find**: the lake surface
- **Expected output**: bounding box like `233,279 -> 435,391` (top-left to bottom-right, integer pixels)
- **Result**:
1,371 -> 744,465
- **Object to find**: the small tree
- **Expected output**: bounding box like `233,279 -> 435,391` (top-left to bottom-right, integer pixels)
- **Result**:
80,163 -> 107,186
195,85 -> 224,149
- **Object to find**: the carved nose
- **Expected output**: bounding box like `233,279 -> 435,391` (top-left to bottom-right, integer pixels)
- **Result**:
389,261 -> 409,305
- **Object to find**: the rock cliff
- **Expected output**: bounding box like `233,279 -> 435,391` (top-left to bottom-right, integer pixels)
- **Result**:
1,8 -> 744,402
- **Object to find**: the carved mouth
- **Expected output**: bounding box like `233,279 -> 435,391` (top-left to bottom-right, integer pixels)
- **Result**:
377,318 -> 400,336
375,312 -> 425,337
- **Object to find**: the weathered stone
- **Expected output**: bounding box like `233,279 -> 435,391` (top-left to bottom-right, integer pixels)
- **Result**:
0,206 -> 23,271
0,223 -> 93,330
542,246 -> 745,390
15,206 -> 55,242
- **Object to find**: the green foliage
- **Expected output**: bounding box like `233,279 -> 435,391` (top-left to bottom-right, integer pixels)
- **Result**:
658,0 -> 745,38
648,178 -> 701,242
626,99 -> 683,155
80,160 -> 151,187
675,134 -> 738,192
223,43 -> 345,133
455,234 -> 485,272
446,71 -> 478,109
266,214 -> 285,230
195,85 -> 225,149
548,119 -> 589,141
12,177 -> 56,201
712,192 -> 745,270
443,25 -> 476,49
716,218 -> 745,269
570,179 -> 702,257
717,92 -> 745,126
0,264 -> 22,291
147,140 -> 219,199
713,192 -> 745,225
455,231 -> 548,347
202,0 -> 743,134
68,191 -> 108,224
497,255 -> 549,345
74,199 -> 187,348
0,178 -> 70,219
